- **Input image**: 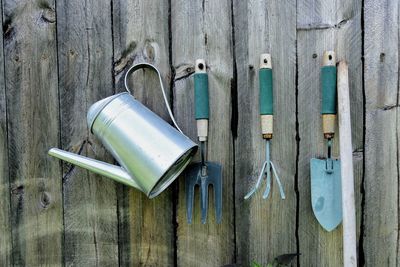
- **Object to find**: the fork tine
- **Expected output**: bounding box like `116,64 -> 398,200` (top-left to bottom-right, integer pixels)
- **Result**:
213,178 -> 223,224
186,175 -> 196,224
200,177 -> 209,224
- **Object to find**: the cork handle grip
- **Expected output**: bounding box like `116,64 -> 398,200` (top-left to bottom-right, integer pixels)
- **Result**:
321,51 -> 337,139
259,54 -> 273,139
194,59 -> 209,141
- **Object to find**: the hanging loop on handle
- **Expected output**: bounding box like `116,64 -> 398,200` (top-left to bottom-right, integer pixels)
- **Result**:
124,63 -> 183,134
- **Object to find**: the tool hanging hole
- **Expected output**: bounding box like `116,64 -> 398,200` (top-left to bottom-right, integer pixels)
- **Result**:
263,58 -> 268,64
328,55 -> 332,60
198,63 -> 204,70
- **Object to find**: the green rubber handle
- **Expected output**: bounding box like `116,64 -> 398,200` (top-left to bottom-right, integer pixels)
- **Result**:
259,68 -> 273,115
194,73 -> 209,120
321,66 -> 337,114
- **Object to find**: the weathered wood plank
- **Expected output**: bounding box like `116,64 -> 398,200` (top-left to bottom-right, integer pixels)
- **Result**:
171,1 -> 234,266
363,0 -> 399,265
297,0 -> 363,265
337,61 -> 357,267
56,0 -> 119,265
0,1 -> 11,265
112,1 -> 174,266
233,0 -> 297,265
2,0 -> 62,265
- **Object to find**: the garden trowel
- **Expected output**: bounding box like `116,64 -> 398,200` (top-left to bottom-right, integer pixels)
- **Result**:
311,51 -> 342,232
185,59 -> 222,224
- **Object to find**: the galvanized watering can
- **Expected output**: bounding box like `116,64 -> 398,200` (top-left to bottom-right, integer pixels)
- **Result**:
49,63 -> 198,198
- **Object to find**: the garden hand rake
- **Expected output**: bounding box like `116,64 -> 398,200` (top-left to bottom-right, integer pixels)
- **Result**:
245,54 -> 285,200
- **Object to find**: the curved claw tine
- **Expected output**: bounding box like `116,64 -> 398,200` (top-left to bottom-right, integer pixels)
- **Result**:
244,161 -> 268,199
270,161 -> 286,199
262,162 -> 271,199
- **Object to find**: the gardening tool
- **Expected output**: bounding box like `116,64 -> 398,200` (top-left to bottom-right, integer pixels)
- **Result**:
338,61 -> 357,267
245,54 -> 285,200
311,51 -> 342,231
49,63 -> 198,199
185,59 -> 222,224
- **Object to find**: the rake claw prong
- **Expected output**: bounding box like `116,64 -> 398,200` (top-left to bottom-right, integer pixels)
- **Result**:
270,161 -> 286,199
244,185 -> 258,200
244,161 -> 268,199
262,162 -> 272,199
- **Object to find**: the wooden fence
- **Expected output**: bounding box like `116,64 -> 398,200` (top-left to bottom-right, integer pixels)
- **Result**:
0,0 -> 398,266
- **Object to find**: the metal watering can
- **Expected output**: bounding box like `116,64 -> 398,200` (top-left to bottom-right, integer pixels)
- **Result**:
49,63 -> 198,198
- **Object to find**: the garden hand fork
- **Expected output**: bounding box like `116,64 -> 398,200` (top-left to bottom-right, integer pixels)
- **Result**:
185,59 -> 222,224
245,54 -> 285,200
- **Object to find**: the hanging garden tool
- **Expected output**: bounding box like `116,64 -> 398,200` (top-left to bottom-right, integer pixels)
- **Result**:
245,54 -> 285,200
311,51 -> 342,231
185,59 -> 222,224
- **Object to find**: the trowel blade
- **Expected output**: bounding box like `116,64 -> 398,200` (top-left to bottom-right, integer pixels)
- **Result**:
310,158 -> 342,231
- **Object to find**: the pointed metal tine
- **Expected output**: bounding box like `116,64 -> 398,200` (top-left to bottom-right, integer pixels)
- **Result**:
213,177 -> 223,224
186,175 -> 196,224
270,161 -> 286,199
213,183 -> 222,223
262,140 -> 271,199
200,178 -> 209,224
244,160 -> 268,199
262,162 -> 272,199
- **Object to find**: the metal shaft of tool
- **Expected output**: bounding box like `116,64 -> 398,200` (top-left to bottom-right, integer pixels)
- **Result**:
200,141 -> 207,176
325,139 -> 334,172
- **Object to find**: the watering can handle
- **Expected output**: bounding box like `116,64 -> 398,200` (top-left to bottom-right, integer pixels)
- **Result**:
124,63 -> 183,134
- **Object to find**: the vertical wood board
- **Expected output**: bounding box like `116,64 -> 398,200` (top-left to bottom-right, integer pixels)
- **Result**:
233,0 -> 297,265
56,0 -> 119,265
2,0 -> 62,265
171,0 -> 235,266
363,0 -> 399,265
297,0 -> 363,265
112,0 -> 174,266
0,1 -> 11,265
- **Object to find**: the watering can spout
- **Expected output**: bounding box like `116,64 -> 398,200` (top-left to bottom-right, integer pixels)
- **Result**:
48,148 -> 140,189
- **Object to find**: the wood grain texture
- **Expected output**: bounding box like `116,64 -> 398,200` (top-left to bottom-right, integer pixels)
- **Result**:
2,0 -> 62,265
56,0 -> 119,266
233,0 -> 297,265
112,1 -> 174,266
171,0 -> 234,266
337,61 -> 357,267
363,0 -> 399,265
0,1 -> 398,265
297,0 -> 363,265
0,1 -> 11,265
